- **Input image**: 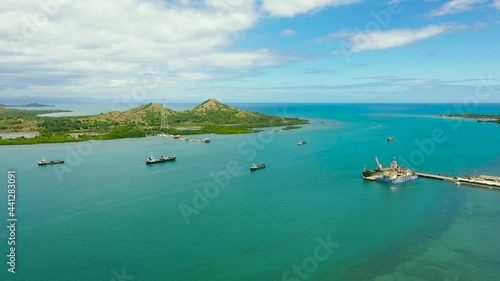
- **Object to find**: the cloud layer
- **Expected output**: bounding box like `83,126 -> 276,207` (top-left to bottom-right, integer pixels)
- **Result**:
0,0 -> 497,102
331,24 -> 462,53
0,0 -> 280,92
428,0 -> 486,17
262,0 -> 361,17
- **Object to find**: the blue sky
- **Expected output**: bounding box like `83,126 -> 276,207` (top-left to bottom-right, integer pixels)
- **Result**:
1,0 -> 499,103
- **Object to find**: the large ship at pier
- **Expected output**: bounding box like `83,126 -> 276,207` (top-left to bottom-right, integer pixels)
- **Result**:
362,156 -> 393,177
363,157 -> 418,184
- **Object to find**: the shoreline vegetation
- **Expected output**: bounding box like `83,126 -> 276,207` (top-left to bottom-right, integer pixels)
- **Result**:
0,99 -> 309,145
442,113 -> 500,124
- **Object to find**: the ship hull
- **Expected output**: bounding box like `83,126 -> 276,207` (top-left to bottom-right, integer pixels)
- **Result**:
250,164 -> 266,171
376,175 -> 418,184
38,160 -> 64,166
145,157 -> 176,164
362,168 -> 392,177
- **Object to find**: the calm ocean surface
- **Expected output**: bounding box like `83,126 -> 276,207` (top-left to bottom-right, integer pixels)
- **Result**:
1,103 -> 500,281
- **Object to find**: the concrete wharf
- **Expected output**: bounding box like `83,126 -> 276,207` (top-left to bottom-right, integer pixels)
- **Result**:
415,172 -> 500,190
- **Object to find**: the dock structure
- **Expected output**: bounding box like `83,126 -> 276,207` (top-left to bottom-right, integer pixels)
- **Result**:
415,172 -> 500,190
158,134 -> 210,143
414,172 -> 454,182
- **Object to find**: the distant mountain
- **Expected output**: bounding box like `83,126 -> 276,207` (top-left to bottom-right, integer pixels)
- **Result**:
88,98 -> 308,131
0,96 -> 109,105
0,103 -> 55,107
192,98 -> 235,113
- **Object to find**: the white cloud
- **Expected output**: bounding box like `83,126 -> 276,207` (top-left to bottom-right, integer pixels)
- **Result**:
427,0 -> 486,17
110,80 -> 128,87
262,0 -> 361,17
0,0 -> 287,97
180,72 -> 212,81
494,0 -> 500,8
331,24 -> 462,53
281,28 -> 297,36
386,0 -> 404,4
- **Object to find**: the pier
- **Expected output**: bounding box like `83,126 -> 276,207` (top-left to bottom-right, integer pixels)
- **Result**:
415,172 -> 500,191
157,134 -> 210,143
414,172 -> 455,182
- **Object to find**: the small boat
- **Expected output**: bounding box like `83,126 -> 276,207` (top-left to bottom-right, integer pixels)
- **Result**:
202,138 -> 211,143
297,140 -> 307,145
38,157 -> 64,166
173,135 -> 180,139
387,136 -> 395,142
250,163 -> 266,171
146,155 -> 176,165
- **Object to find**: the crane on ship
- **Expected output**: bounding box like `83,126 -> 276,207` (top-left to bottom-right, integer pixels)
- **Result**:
375,156 -> 383,170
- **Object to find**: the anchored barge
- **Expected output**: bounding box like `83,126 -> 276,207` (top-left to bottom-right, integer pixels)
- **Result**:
146,155 -> 176,164
250,163 -> 266,171
38,157 -> 64,166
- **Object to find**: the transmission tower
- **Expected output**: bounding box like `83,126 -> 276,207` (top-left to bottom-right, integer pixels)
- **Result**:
160,98 -> 168,130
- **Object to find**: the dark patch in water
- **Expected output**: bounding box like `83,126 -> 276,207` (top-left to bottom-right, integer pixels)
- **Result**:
453,248 -> 475,260
329,188 -> 466,281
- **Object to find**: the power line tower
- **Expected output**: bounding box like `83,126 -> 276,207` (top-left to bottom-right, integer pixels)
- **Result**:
161,112 -> 168,130
160,98 -> 168,131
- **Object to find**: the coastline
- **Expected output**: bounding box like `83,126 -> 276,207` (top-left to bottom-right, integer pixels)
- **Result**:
0,100 -> 309,145
0,123 -> 310,145
440,113 -> 500,124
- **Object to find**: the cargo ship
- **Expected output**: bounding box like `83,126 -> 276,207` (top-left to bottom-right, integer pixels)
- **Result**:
297,140 -> 307,145
250,163 -> 266,171
375,169 -> 418,184
146,155 -> 176,164
363,157 -> 418,184
362,156 -> 392,177
38,157 -> 64,166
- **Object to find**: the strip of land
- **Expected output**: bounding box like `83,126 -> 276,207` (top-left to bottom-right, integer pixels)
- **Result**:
0,103 -> 55,107
0,99 -> 308,145
442,113 -> 500,124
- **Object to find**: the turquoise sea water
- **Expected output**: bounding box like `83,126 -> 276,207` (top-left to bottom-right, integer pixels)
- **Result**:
1,103 -> 500,281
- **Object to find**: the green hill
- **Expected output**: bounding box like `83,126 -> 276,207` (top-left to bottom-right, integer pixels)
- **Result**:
0,99 -> 308,145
